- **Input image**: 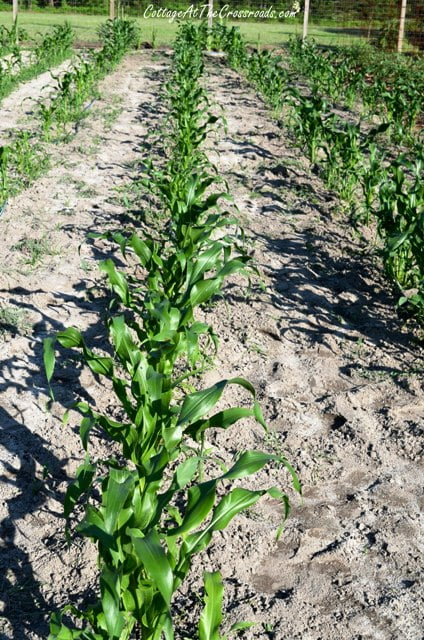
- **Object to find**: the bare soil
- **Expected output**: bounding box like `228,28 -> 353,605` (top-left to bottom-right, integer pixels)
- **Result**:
0,51 -> 422,640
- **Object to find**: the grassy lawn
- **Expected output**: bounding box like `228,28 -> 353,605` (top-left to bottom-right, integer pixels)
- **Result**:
0,10 -> 370,47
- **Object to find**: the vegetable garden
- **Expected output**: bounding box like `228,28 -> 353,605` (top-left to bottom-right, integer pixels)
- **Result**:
0,17 -> 423,640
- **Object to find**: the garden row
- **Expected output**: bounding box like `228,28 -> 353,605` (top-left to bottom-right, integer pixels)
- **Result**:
44,21 -> 299,640
285,36 -> 423,141
210,24 -> 424,325
0,19 -> 140,212
0,23 -> 74,103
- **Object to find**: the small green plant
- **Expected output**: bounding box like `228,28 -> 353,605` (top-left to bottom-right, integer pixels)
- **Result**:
0,305 -> 31,337
12,235 -> 57,266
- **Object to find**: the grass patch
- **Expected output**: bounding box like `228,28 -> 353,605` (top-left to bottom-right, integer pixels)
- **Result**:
0,11 -> 376,47
12,234 -> 58,266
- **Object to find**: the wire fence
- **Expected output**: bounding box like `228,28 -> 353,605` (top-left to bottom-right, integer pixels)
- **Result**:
0,0 -> 423,51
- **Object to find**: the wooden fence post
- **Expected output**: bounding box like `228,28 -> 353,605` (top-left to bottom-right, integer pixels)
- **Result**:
12,0 -> 18,23
110,0 -> 115,21
397,0 -> 407,53
303,0 -> 310,40
208,0 -> 213,29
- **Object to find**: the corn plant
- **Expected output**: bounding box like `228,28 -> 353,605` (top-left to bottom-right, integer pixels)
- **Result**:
376,153 -> 424,319
246,51 -> 297,114
358,143 -> 387,226
33,22 -> 74,67
288,94 -> 334,165
0,19 -> 136,212
0,18 -> 28,56
211,23 -> 246,69
321,121 -> 390,207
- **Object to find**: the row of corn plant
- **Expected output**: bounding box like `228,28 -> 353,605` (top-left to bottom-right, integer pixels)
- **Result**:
0,23 -> 74,103
286,36 -> 424,145
211,24 -> 424,324
44,20 -> 300,640
0,19 -> 139,212
38,19 -> 140,141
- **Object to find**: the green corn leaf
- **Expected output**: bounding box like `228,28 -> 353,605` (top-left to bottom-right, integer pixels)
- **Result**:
56,327 -> 83,349
229,621 -> 256,633
48,612 -> 93,639
130,233 -> 153,266
198,571 -> 223,640
80,416 -> 94,451
169,480 -> 217,537
130,529 -> 174,605
189,278 -> 223,307
178,378 -> 259,428
217,257 -> 249,279
84,352 -> 114,378
100,567 -> 125,639
77,506 -> 115,549
177,380 -> 228,426
180,488 -> 264,559
209,487 -> 264,532
102,468 -> 134,534
189,244 -> 224,284
64,456 -> 96,519
222,451 -> 281,480
110,316 -> 142,369
184,407 -> 255,441
43,337 -> 56,385
174,456 -> 200,489
100,259 -> 130,306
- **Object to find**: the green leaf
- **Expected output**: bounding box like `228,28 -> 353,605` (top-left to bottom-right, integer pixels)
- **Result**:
77,506 -> 115,549
168,480 -> 216,537
229,621 -> 256,632
100,567 -> 125,639
209,487 -> 264,532
85,353 -> 114,378
64,456 -> 96,519
189,278 -> 222,307
178,378 -> 261,430
198,572 -> 223,640
130,233 -> 153,266
184,407 -> 255,441
43,337 -> 55,385
80,416 -> 94,451
178,380 -> 227,427
222,451 -> 280,480
100,259 -> 130,306
56,327 -> 83,349
174,456 -> 199,489
130,529 -> 174,605
102,469 -> 134,534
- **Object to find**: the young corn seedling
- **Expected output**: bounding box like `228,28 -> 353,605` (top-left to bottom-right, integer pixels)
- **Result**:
289,94 -> 331,165
358,143 -> 387,227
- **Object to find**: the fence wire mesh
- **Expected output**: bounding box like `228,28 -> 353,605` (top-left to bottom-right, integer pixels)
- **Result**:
0,0 -> 423,50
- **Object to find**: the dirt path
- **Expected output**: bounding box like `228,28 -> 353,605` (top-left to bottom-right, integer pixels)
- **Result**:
193,60 -> 423,640
0,51 -> 422,640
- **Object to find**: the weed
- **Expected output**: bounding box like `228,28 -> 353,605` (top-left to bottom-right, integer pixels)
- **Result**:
12,235 -> 57,266
0,305 -> 31,337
